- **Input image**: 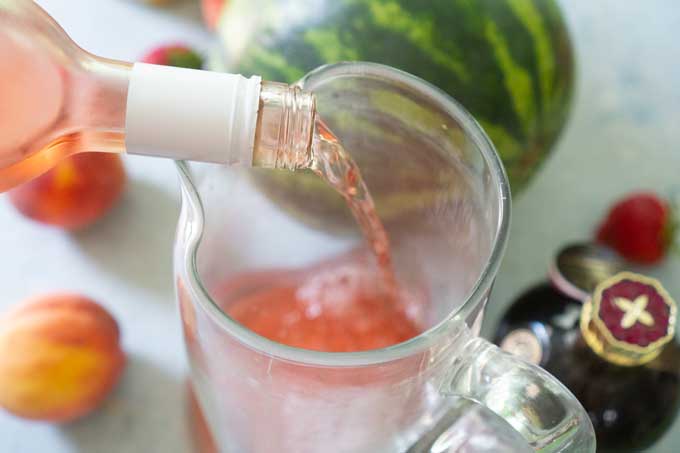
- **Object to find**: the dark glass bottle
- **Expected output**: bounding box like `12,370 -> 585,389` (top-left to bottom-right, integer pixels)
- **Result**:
495,248 -> 679,452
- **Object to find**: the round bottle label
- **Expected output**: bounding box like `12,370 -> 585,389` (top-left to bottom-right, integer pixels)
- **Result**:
500,328 -> 543,365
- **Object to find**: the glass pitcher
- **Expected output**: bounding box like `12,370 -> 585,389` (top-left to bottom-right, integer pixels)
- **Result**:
174,62 -> 595,452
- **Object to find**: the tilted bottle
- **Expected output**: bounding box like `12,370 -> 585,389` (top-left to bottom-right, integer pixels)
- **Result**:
0,0 -> 315,192
495,245 -> 680,451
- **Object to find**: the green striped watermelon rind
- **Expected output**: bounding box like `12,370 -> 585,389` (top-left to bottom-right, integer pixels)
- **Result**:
210,0 -> 574,233
215,0 -> 574,192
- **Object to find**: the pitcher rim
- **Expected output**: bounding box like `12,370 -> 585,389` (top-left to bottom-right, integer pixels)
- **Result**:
176,61 -> 511,367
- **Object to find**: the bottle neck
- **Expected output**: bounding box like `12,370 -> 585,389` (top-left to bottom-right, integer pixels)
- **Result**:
73,55 -> 131,146
124,63 -> 315,169
253,82 -> 315,170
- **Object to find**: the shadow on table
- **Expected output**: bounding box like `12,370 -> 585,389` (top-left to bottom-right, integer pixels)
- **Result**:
61,354 -> 190,453
72,178 -> 180,301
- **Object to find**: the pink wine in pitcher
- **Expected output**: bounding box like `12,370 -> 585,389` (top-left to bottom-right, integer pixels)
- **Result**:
215,120 -> 421,352
217,253 -> 422,352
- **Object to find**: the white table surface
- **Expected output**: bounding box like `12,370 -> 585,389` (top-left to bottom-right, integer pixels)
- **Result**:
1,1 -> 679,452
0,1 -> 212,452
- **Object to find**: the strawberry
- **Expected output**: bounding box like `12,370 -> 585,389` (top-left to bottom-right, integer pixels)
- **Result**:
596,192 -> 676,264
141,44 -> 204,69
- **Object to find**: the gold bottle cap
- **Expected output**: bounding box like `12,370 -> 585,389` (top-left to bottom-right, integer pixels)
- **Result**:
581,272 -> 676,366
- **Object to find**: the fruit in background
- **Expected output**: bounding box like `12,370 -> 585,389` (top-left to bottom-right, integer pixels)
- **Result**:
141,43 -> 204,69
211,0 -> 574,193
0,294 -> 125,422
201,0 -> 225,30
596,192 -> 675,265
9,153 -> 126,230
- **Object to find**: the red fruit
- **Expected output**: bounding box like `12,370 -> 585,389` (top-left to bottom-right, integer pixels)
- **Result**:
141,44 -> 203,69
9,153 -> 126,230
0,293 -> 126,422
201,0 -> 226,30
596,192 -> 675,264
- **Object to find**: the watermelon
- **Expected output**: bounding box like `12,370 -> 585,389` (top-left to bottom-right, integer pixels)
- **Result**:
212,0 -> 574,192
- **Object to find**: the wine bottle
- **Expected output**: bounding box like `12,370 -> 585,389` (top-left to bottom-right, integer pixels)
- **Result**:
0,0 -> 316,191
495,246 -> 680,452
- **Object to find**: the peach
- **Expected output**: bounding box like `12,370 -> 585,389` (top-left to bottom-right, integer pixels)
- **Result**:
0,293 -> 126,423
9,153 -> 126,230
201,0 -> 226,30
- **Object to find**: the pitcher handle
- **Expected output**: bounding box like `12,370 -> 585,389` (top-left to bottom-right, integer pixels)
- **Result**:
432,323 -> 595,452
406,397 -> 533,452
